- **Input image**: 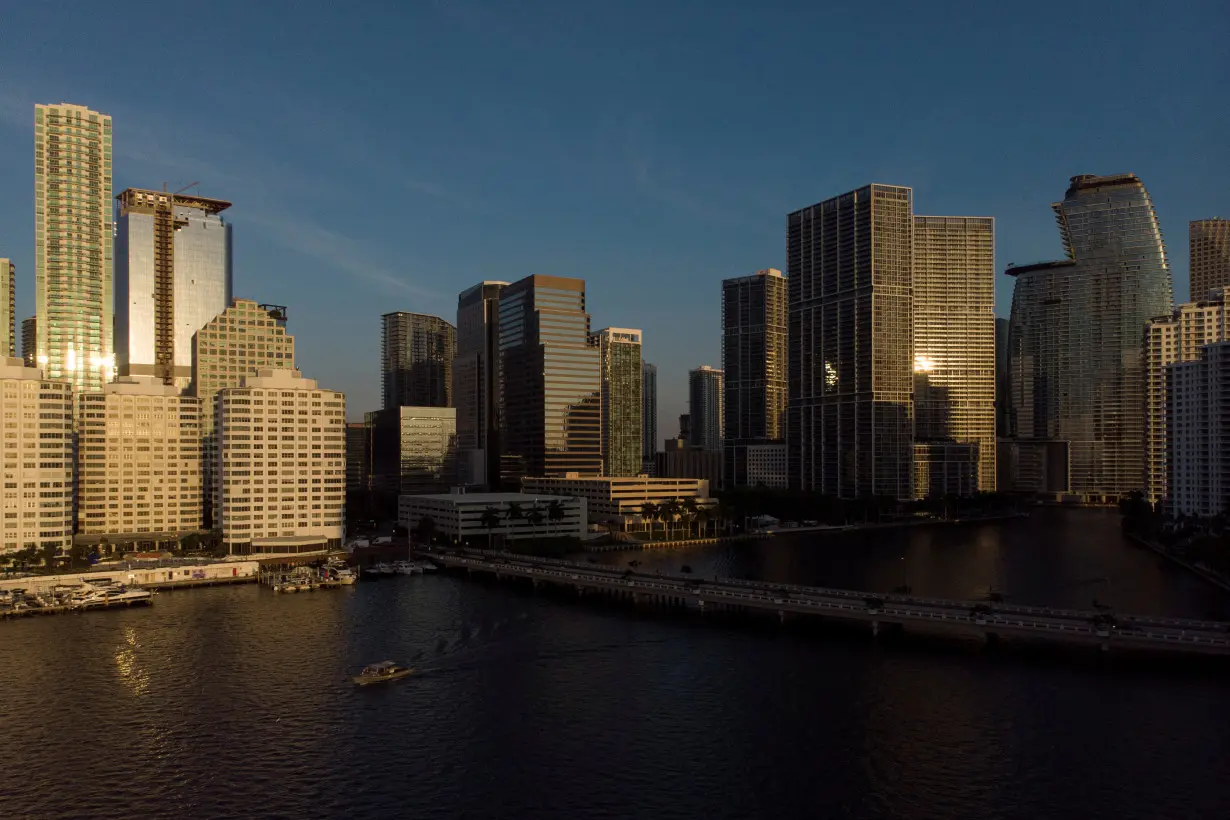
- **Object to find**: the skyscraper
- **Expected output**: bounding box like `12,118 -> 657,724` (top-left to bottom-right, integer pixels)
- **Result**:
454,281 -> 507,487
498,275 -> 602,480
0,259 -> 13,358
722,268 -> 787,487
1189,219 -> 1230,301
34,103 -> 114,391
787,184 -> 914,499
115,188 -> 233,388
641,362 -> 658,472
688,366 -> 724,452
912,216 -> 997,491
591,327 -> 643,477
995,317 -> 1010,437
381,312 -> 455,409
21,317 -> 36,367
1009,174 -> 1173,498
1167,342 -> 1230,518
366,406 -> 458,494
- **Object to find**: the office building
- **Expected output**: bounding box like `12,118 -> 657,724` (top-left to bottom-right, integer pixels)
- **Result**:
1190,219 -> 1230,300
216,368 -> 345,554
995,317 -> 1010,437
75,376 -> 202,545
21,317 -> 35,367
1167,342 -> 1230,517
722,268 -> 787,487
382,312 -> 455,409
688,366 -> 724,452
1008,174 -> 1173,499
345,421 -> 369,492
192,299 -> 295,523
591,327 -> 643,477
523,474 -> 711,532
656,415 -> 722,490
365,406 -> 458,494
115,188 -> 233,388
914,442 -> 978,499
1,259 -> 13,358
0,358 -> 73,556
1144,292 -> 1228,503
398,491 -> 586,544
498,275 -> 602,480
454,281 -> 506,487
641,362 -> 657,473
34,103 -> 114,392
913,215 -> 997,493
787,184 -> 914,499
743,442 -> 787,489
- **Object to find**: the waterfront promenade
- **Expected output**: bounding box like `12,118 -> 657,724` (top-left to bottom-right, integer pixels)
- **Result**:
426,549 -> 1230,656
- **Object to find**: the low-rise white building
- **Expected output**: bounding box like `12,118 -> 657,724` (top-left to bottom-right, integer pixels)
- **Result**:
399,492 -> 586,544
520,474 -> 711,531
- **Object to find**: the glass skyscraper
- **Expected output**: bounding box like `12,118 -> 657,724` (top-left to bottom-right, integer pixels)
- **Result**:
688,366 -> 724,452
381,312 -> 456,409
1,259 -> 13,358
1009,173 -> 1174,497
34,103 -> 114,391
454,281 -> 507,487
591,328 -> 643,477
1189,219 -> 1230,301
641,361 -> 658,472
115,188 -> 233,388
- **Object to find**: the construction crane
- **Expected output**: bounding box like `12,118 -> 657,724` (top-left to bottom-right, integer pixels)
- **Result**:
160,181 -> 201,195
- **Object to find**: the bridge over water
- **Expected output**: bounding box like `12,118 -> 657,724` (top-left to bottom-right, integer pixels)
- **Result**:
424,549 -> 1230,657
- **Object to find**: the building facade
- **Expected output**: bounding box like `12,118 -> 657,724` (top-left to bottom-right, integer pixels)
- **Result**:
914,442 -> 979,499
398,491 -> 586,544
522,475 -> 711,531
0,358 -> 73,555
1167,342 -> 1230,518
913,215 -> 997,492
366,406 -> 458,495
21,317 -> 35,367
722,268 -> 787,488
1008,174 -> 1173,499
1,259 -> 13,358
1189,219 -> 1230,301
591,327 -> 643,477
995,317 -> 1010,437
1144,293 -> 1228,503
216,369 -> 345,554
787,184 -> 914,499
345,421 -> 369,492
34,103 -> 114,391
382,312 -> 455,410
454,281 -> 507,487
641,361 -> 657,473
498,275 -> 602,481
743,443 -> 787,490
115,188 -> 233,388
688,366 -> 724,452
75,376 -> 202,543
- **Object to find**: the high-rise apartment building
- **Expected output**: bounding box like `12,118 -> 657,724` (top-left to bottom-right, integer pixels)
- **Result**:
787,184 -> 914,498
1144,292 -> 1228,503
722,268 -> 787,487
34,103 -> 114,392
366,406 -> 458,494
382,312 -> 455,409
1167,342 -> 1230,517
591,328 -> 643,477
454,282 -> 506,487
641,361 -> 657,473
1,259 -> 13,358
192,299 -> 295,523
688,366 -> 724,452
1189,219 -> 1230,301
216,368 -> 345,554
21,317 -> 36,367
76,376 -> 202,543
0,358 -> 73,556
1008,174 -> 1173,498
995,317 -> 1010,437
498,275 -> 602,480
345,421 -> 369,492
912,216 -> 997,493
115,188 -> 233,388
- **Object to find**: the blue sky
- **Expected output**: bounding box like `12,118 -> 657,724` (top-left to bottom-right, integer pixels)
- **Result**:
0,0 -> 1226,431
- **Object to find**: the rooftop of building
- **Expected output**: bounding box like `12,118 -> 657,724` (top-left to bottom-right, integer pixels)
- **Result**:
116,188 -> 232,215
1063,173 -> 1144,197
401,492 -> 576,505
380,311 -> 455,326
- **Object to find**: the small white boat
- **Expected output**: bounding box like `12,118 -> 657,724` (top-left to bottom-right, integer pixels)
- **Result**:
335,568 -> 358,585
391,561 -> 416,576
353,661 -> 415,686
364,563 -> 395,577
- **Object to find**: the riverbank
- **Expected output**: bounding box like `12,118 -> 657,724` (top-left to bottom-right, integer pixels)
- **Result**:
1127,533 -> 1230,593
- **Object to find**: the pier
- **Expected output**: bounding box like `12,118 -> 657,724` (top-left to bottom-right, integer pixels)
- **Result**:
425,549 -> 1230,657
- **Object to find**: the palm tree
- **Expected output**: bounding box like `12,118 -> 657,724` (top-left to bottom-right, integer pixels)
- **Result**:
681,497 -> 700,537
505,501 -> 525,543
640,501 -> 660,540
662,498 -> 683,539
526,506 -> 546,540
413,515 -> 437,545
480,506 -> 503,549
695,506 -> 712,537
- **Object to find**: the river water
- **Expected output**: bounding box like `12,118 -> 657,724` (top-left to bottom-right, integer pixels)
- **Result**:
2,508 -> 1228,819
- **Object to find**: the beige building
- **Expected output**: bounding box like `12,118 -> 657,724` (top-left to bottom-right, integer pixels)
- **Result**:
1144,292 -> 1228,503
521,473 -> 711,531
34,103 -> 114,391
216,368 -> 345,554
1,358 -> 73,555
192,299 -> 295,522
399,492 -> 587,544
1190,219 -> 1230,301
913,215 -> 997,493
76,376 -> 202,544
1,259 -> 13,358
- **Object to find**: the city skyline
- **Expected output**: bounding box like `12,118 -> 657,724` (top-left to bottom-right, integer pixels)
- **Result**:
0,4 -> 1222,434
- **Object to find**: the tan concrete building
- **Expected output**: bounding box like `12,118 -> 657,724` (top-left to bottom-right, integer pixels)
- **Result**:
216,368 -> 345,554
1,259 -> 14,358
1189,219 -> 1230,301
521,473 -> 711,532
0,358 -> 73,555
192,299 -> 295,523
34,103 -> 114,391
76,376 -> 202,544
1144,292 -> 1228,503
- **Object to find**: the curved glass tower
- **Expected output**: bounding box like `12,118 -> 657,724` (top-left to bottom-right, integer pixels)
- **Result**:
1008,174 -> 1173,497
